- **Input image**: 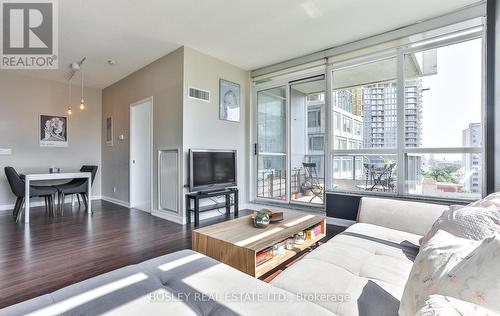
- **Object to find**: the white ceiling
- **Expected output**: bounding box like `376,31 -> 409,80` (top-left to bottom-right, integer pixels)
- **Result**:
0,0 -> 480,89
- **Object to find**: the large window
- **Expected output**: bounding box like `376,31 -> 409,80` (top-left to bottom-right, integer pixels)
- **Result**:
402,38 -> 483,200
330,33 -> 484,201
332,56 -> 399,192
254,19 -> 485,205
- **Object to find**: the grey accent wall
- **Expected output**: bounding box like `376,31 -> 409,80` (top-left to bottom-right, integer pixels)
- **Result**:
0,73 -> 102,206
182,47 -> 251,218
101,46 -> 250,223
101,47 -> 184,212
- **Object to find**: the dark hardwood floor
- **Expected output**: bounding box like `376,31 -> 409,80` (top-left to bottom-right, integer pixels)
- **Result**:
0,200 -> 341,308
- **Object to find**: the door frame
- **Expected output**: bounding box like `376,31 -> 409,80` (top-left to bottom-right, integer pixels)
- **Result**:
129,96 -> 154,212
253,67 -> 327,208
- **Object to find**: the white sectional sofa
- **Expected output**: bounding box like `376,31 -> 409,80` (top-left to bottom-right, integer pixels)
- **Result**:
0,250 -> 333,316
0,197 -> 449,316
271,197 -> 447,316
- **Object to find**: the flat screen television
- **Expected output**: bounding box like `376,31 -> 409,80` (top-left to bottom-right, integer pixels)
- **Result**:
189,149 -> 237,192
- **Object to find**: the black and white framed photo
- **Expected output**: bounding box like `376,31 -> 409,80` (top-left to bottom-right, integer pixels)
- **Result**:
39,115 -> 68,147
219,79 -> 240,122
106,117 -> 113,147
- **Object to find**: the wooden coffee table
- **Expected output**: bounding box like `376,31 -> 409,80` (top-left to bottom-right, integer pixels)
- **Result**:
192,210 -> 326,278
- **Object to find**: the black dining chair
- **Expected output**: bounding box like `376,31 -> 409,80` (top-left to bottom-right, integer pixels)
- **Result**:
4,167 -> 57,222
53,165 -> 98,214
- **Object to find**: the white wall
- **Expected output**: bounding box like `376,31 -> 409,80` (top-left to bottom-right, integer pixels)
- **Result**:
182,47 -> 250,221
0,73 -> 102,208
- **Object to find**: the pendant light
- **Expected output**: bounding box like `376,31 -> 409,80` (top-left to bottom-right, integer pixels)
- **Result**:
67,57 -> 86,115
79,65 -> 85,111
67,79 -> 72,116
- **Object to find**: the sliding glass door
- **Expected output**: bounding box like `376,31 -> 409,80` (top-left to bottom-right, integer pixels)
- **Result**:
290,77 -> 325,205
256,87 -> 287,202
255,76 -> 326,207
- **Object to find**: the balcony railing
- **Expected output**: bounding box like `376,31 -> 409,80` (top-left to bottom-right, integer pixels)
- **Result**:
257,169 -> 286,200
257,168 -> 324,204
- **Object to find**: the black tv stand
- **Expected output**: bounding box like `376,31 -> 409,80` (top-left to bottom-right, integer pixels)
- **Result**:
185,188 -> 239,227
196,188 -> 221,195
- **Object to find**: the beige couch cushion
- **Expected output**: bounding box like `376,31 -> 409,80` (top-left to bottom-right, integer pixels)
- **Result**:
271,223 -> 420,316
357,197 -> 447,236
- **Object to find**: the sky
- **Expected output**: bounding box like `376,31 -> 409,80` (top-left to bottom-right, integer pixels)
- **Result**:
419,38 -> 482,148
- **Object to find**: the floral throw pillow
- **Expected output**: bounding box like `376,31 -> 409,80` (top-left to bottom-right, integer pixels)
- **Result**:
415,295 -> 497,316
399,230 -> 479,316
441,236 -> 500,312
420,206 -> 500,246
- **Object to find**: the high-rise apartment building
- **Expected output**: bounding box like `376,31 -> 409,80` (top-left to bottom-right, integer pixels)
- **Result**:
362,80 -> 423,148
302,80 -> 423,185
334,88 -> 363,117
462,123 -> 482,193
361,80 -> 423,188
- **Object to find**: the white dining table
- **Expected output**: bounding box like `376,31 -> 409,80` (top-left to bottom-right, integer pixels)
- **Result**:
24,172 -> 92,224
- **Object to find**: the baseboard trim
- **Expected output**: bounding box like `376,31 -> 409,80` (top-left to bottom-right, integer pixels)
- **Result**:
326,217 -> 355,227
0,195 -> 102,212
101,196 -> 130,208
0,200 -> 45,211
151,209 -> 184,224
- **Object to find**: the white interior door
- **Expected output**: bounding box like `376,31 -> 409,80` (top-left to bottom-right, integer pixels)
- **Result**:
130,98 -> 153,212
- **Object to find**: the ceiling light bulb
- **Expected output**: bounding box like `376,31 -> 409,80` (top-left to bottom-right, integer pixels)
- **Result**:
80,99 -> 85,110
67,107 -> 72,115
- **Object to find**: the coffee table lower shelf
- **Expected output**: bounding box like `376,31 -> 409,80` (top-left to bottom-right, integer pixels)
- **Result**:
192,213 -> 326,278
255,233 -> 326,278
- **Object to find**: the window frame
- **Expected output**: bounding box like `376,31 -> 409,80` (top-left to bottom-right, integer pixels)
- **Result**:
308,135 -> 325,151
327,28 -> 486,202
307,109 -> 321,128
251,19 -> 487,206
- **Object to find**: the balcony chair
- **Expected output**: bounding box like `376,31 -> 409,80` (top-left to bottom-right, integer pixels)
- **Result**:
301,162 -> 324,202
359,162 -> 396,192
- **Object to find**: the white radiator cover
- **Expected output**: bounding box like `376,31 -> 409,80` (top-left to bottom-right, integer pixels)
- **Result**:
158,149 -> 179,214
